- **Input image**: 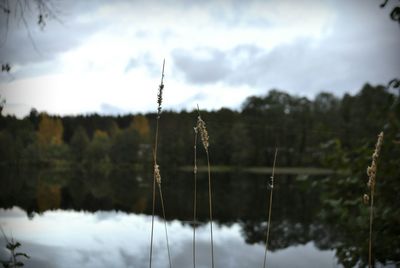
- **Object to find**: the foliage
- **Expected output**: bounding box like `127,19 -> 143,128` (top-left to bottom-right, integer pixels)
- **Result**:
317,93 -> 400,267
37,114 -> 63,146
109,127 -> 140,164
83,130 -> 112,174
0,228 -> 29,268
380,0 -> 400,24
69,126 -> 89,162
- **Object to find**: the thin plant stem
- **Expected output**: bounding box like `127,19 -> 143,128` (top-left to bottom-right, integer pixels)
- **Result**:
149,119 -> 158,268
158,184 -> 172,268
193,129 -> 198,268
195,106 -> 214,268
368,188 -> 374,268
206,151 -> 214,268
263,148 -> 278,268
149,59 -> 165,268
152,150 -> 172,268
365,132 -> 383,268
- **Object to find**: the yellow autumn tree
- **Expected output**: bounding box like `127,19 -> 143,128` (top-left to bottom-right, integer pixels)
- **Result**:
131,115 -> 150,140
37,113 -> 64,145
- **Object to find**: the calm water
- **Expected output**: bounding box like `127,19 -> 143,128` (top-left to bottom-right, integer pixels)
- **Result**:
0,167 -> 396,267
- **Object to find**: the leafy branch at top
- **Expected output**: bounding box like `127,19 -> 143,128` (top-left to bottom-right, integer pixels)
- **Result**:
380,0 -> 400,24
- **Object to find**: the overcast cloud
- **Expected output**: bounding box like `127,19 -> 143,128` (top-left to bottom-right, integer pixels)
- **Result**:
0,0 -> 399,117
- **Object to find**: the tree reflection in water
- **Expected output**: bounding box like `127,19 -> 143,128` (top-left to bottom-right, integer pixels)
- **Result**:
0,166 -> 398,267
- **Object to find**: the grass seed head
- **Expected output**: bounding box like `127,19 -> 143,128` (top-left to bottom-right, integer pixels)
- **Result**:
154,164 -> 161,185
157,59 -> 165,118
366,132 -> 384,190
157,84 -> 163,117
196,116 -> 209,150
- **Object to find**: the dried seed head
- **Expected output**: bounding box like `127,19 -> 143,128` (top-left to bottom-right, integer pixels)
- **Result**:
196,116 -> 209,150
157,84 -> 163,117
363,194 -> 370,205
156,60 -> 165,118
366,166 -> 372,177
154,164 -> 161,185
366,132 -> 384,191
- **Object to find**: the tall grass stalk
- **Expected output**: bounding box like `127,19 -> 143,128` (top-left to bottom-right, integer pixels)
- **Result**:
196,106 -> 214,268
156,162 -> 172,268
192,125 -> 199,268
364,132 -> 384,268
149,59 -> 172,268
263,148 -> 278,268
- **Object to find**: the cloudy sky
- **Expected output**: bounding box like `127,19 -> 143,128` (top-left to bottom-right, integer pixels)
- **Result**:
0,0 -> 399,118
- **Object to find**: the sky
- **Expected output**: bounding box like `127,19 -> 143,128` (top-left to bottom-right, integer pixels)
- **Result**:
0,0 -> 399,118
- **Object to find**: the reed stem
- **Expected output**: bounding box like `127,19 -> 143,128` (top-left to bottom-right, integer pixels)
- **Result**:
206,151 -> 214,268
158,184 -> 172,268
149,104 -> 158,268
193,128 -> 198,268
195,106 -> 214,268
263,148 -> 278,268
365,132 -> 383,268
149,59 -> 166,268
368,188 -> 374,268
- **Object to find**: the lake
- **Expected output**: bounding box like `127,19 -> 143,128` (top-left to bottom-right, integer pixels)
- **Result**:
0,167 -> 396,267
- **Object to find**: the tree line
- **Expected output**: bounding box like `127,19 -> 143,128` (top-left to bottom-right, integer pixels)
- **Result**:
0,83 -> 397,169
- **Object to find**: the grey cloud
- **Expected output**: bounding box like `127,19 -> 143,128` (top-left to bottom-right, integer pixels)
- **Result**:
119,248 -> 147,268
171,236 -> 334,268
95,211 -> 118,221
1,0 -> 399,100
174,92 -> 208,111
170,0 -> 400,96
100,103 -> 126,115
172,31 -> 400,98
172,48 -> 232,84
124,58 -> 139,73
119,248 -> 135,266
0,207 -> 26,218
124,53 -> 159,75
0,1 -> 107,68
189,92 -> 207,101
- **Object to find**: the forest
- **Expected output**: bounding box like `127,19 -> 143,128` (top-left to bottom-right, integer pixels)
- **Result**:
0,83 -> 397,170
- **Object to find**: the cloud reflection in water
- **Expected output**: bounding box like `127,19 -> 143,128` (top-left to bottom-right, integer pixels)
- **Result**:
0,207 -> 337,268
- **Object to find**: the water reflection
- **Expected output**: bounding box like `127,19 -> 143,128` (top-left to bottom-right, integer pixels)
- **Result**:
0,167 -> 397,267
0,207 -> 337,268
0,167 -> 321,223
